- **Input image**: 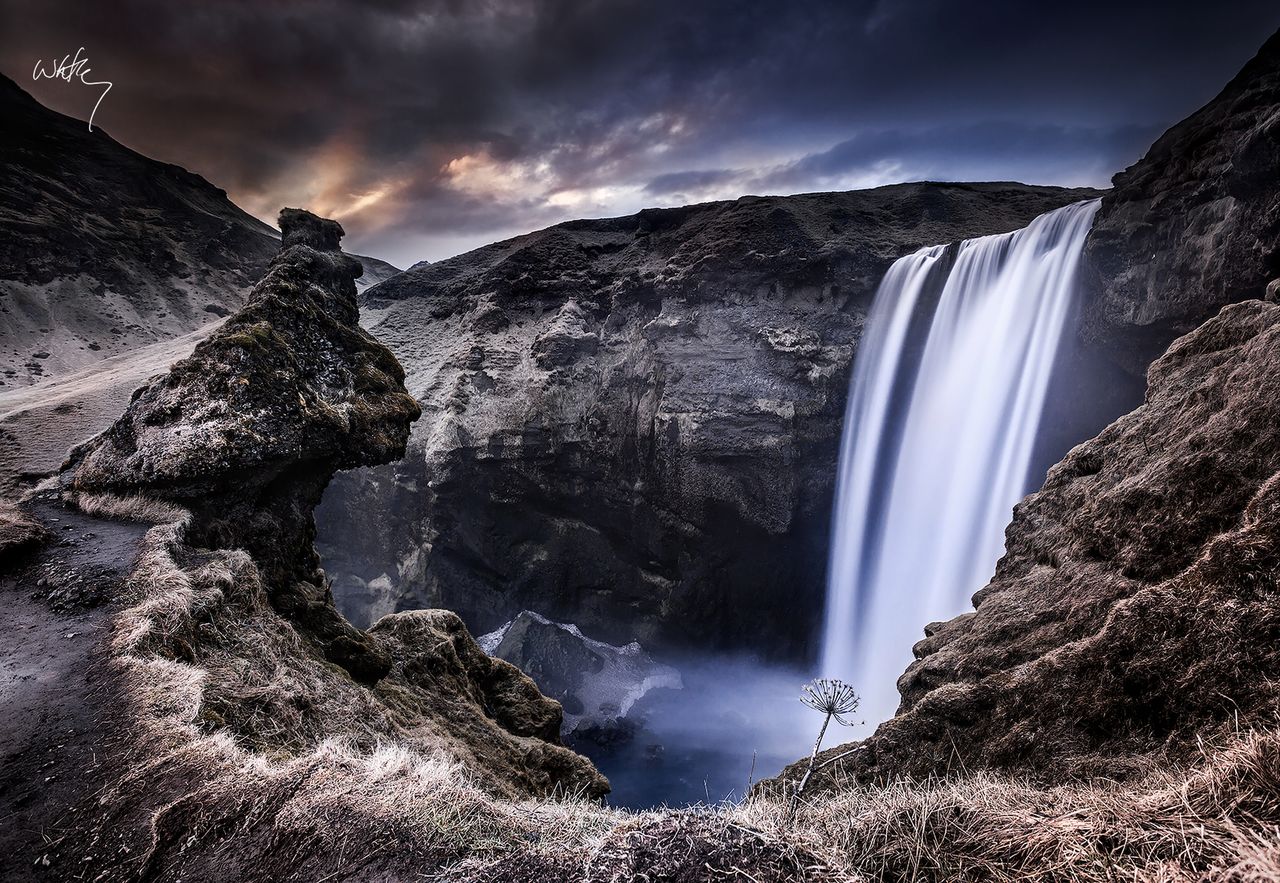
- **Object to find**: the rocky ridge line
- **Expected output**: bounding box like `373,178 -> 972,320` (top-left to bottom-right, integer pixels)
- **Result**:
1081,28 -> 1280,374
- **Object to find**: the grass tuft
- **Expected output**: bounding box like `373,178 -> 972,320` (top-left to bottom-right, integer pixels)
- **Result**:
71,491 -> 190,525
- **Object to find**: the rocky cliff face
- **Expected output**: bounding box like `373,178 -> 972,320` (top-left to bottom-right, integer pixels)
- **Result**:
316,182 -> 1098,658
1081,28 -> 1280,375
789,296 -> 1280,790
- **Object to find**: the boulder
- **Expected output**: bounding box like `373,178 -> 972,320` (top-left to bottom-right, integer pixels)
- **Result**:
0,500 -> 47,566
480,610 -> 681,740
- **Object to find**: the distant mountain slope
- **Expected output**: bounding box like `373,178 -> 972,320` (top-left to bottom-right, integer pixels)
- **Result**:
353,252 -> 402,289
0,76 -> 398,490
318,182 -> 1100,657
0,74 -> 399,390
0,74 -> 279,387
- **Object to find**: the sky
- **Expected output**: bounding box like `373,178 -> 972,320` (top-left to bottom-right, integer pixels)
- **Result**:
2,1 -> 1278,267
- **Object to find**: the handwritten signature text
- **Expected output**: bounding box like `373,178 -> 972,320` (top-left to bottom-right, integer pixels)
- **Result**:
32,48 -> 112,132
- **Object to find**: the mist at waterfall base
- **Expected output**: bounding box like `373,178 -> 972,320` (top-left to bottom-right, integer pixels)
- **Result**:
574,653 -> 817,810
820,199 -> 1109,727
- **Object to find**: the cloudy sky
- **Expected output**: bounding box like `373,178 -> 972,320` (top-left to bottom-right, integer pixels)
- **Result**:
3,1 -> 1277,267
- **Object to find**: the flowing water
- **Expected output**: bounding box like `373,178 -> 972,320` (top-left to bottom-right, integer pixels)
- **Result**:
821,199 -> 1102,724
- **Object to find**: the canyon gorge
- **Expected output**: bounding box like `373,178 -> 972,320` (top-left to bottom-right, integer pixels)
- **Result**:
0,21 -> 1278,883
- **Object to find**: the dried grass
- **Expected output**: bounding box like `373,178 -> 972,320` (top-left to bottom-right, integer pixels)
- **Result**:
72,490 -> 190,525
83,503 -> 1280,881
731,729 -> 1280,882
86,503 -> 620,880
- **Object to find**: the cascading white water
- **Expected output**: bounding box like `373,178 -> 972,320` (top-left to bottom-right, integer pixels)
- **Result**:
820,199 -> 1101,724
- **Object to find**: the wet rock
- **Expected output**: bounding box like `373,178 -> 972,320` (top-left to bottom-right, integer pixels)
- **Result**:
480,610 -> 681,740
371,608 -> 611,797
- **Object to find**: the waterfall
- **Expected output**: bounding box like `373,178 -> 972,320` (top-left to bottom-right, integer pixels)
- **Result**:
820,198 -> 1101,724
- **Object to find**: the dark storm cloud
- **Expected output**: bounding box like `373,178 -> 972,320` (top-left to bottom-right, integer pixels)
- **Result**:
642,122 -> 1164,203
2,0 -> 1277,265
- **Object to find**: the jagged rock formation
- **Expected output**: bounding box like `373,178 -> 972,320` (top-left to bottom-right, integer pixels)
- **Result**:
62,209 -> 416,681
1081,28 -> 1280,375
788,297 -> 1280,790
43,210 -> 607,825
317,182 -> 1098,658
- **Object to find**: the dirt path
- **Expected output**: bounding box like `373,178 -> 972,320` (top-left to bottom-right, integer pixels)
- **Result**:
0,496 -> 146,881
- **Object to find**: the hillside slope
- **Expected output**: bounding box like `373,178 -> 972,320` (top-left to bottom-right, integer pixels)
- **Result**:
0,76 -> 399,491
0,74 -> 278,387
